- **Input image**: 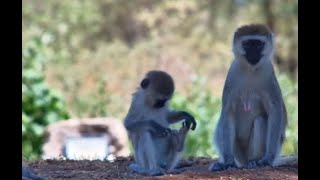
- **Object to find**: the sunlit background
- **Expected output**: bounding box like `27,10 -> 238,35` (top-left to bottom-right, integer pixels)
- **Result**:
22,0 -> 298,160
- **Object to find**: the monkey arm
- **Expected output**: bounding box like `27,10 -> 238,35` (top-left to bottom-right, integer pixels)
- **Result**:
214,75 -> 236,166
218,109 -> 235,161
221,64 -> 235,108
263,104 -> 285,164
262,78 -> 288,165
125,120 -> 171,137
167,110 -> 196,130
210,108 -> 236,171
167,126 -> 188,153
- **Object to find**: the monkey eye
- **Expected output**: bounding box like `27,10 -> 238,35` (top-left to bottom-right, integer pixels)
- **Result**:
242,41 -> 249,48
256,42 -> 265,49
242,40 -> 265,50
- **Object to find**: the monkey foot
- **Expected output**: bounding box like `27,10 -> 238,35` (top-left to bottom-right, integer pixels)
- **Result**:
258,157 -> 273,167
247,160 -> 260,169
149,168 -> 165,176
128,163 -> 146,174
159,161 -> 167,169
128,163 -> 165,176
166,168 -> 182,174
246,158 -> 272,169
209,162 -> 236,172
175,160 -> 193,169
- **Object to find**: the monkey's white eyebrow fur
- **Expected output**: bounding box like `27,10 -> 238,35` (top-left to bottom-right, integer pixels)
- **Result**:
239,35 -> 267,42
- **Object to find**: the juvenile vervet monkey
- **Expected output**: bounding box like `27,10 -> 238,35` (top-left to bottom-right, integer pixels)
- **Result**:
209,24 -> 296,171
124,70 -> 197,176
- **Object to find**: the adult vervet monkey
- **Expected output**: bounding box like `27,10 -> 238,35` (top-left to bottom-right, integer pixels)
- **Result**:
124,70 -> 197,176
209,24 -> 296,171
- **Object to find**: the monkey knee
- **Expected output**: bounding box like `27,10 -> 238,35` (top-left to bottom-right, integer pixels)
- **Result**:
168,134 -> 182,147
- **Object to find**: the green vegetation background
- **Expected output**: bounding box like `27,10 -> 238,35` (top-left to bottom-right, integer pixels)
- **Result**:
22,0 -> 298,160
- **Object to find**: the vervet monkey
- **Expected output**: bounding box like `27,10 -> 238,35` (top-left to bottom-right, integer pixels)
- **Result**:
209,24 -> 296,171
124,70 -> 197,176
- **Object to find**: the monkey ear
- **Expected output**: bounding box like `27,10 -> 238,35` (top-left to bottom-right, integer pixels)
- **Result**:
140,78 -> 150,89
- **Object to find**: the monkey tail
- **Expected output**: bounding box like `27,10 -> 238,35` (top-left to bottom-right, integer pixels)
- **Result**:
273,155 -> 298,167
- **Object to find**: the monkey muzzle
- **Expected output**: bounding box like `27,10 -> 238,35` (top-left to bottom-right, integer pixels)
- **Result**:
242,39 -> 264,65
154,99 -> 167,108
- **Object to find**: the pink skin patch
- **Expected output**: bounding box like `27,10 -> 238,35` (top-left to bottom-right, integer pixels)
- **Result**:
243,101 -> 252,112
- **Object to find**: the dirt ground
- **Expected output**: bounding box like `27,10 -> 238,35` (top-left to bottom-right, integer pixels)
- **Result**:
27,156 -> 298,180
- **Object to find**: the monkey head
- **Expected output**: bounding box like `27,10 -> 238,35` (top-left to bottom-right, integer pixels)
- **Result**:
233,24 -> 275,67
140,70 -> 175,109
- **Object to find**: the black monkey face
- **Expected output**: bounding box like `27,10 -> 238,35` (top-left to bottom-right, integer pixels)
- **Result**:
242,39 -> 265,65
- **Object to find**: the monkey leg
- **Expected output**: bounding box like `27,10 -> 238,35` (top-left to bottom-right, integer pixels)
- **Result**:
209,115 -> 237,172
233,138 -> 249,168
176,123 -> 189,152
153,127 -> 188,175
165,126 -> 189,173
153,130 -> 180,173
128,163 -> 165,176
164,149 -> 182,175
130,132 -> 165,176
247,116 -> 267,168
128,163 -> 147,174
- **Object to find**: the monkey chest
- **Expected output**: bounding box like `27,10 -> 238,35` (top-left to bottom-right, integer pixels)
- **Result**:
141,110 -> 169,127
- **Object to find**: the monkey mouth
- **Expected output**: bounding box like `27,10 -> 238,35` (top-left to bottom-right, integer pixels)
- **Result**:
153,100 -> 166,108
244,52 -> 262,65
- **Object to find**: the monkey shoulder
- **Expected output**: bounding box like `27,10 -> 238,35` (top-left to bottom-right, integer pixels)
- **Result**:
262,74 -> 284,102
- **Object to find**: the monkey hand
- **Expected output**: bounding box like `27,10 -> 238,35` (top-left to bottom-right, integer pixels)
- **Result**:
181,111 -> 197,130
150,121 -> 171,137
181,122 -> 190,133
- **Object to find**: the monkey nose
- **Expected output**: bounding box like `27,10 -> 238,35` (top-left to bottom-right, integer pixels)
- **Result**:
245,51 -> 262,65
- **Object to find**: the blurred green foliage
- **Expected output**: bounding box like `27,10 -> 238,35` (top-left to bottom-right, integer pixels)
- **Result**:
278,71 -> 298,155
171,76 -> 221,158
23,0 -> 297,160
22,38 -> 69,160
